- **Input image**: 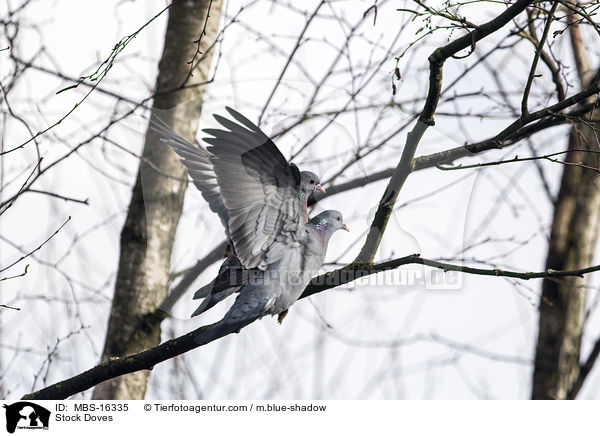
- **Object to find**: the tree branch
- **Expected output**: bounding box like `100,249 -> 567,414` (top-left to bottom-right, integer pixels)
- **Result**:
521,2 -> 558,115
354,0 -> 534,263
413,92 -> 599,171
23,253 -> 600,400
568,335 -> 600,399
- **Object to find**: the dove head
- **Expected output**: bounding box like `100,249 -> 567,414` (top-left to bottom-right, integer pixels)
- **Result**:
309,210 -> 349,233
299,171 -> 325,201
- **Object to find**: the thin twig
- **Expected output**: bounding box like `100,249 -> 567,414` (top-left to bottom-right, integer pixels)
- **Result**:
521,2 -> 559,115
0,264 -> 29,282
436,149 -> 600,171
0,216 -> 70,274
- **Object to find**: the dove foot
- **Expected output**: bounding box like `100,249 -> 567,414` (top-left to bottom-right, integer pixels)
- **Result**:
277,310 -> 289,324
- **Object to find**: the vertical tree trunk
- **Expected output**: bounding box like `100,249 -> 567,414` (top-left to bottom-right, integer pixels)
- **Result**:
531,21 -> 600,399
92,0 -> 223,400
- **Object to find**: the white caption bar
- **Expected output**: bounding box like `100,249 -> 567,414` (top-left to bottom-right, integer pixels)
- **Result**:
0,400 -> 598,435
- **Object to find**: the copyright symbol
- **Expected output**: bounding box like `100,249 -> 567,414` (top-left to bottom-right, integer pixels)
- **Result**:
144,404 -> 152,411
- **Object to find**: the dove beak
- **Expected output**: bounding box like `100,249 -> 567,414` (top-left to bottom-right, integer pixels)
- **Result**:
316,184 -> 326,194
342,224 -> 350,232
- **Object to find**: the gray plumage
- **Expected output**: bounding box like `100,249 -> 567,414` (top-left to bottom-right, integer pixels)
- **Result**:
204,109 -> 306,271
194,210 -> 348,345
151,116 -> 229,228
190,255 -> 244,316
152,107 -> 325,316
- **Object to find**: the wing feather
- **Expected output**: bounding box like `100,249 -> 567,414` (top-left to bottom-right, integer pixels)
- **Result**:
205,107 -> 305,269
151,116 -> 229,229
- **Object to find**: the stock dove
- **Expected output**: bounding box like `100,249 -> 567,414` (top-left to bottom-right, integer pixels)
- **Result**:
194,210 -> 349,345
153,107 -> 327,316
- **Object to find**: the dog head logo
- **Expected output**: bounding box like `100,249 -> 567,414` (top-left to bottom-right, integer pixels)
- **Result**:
3,402 -> 50,433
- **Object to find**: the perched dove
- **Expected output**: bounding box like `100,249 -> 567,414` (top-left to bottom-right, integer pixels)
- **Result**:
194,210 -> 348,345
153,107 -> 327,316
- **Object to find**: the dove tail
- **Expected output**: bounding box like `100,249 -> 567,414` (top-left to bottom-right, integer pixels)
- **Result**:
192,281 -> 215,300
191,300 -> 210,318
191,290 -> 229,317
192,283 -> 242,317
191,294 -> 219,318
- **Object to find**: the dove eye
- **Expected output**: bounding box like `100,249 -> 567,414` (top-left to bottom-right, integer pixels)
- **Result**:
310,179 -> 315,184
336,217 -> 341,221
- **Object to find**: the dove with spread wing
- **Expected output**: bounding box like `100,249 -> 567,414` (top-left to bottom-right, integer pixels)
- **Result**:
154,107 -> 327,316
156,108 -> 348,343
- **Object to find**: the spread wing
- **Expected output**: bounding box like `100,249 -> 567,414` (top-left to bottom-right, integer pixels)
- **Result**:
204,107 -> 305,270
151,116 -> 229,228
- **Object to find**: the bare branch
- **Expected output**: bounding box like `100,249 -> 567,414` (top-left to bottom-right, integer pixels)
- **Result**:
569,336 -> 600,399
521,2 -> 559,115
22,251 -> 600,400
0,264 -> 28,282
436,149 -> 600,172
0,216 -> 70,275
355,0 -> 535,263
